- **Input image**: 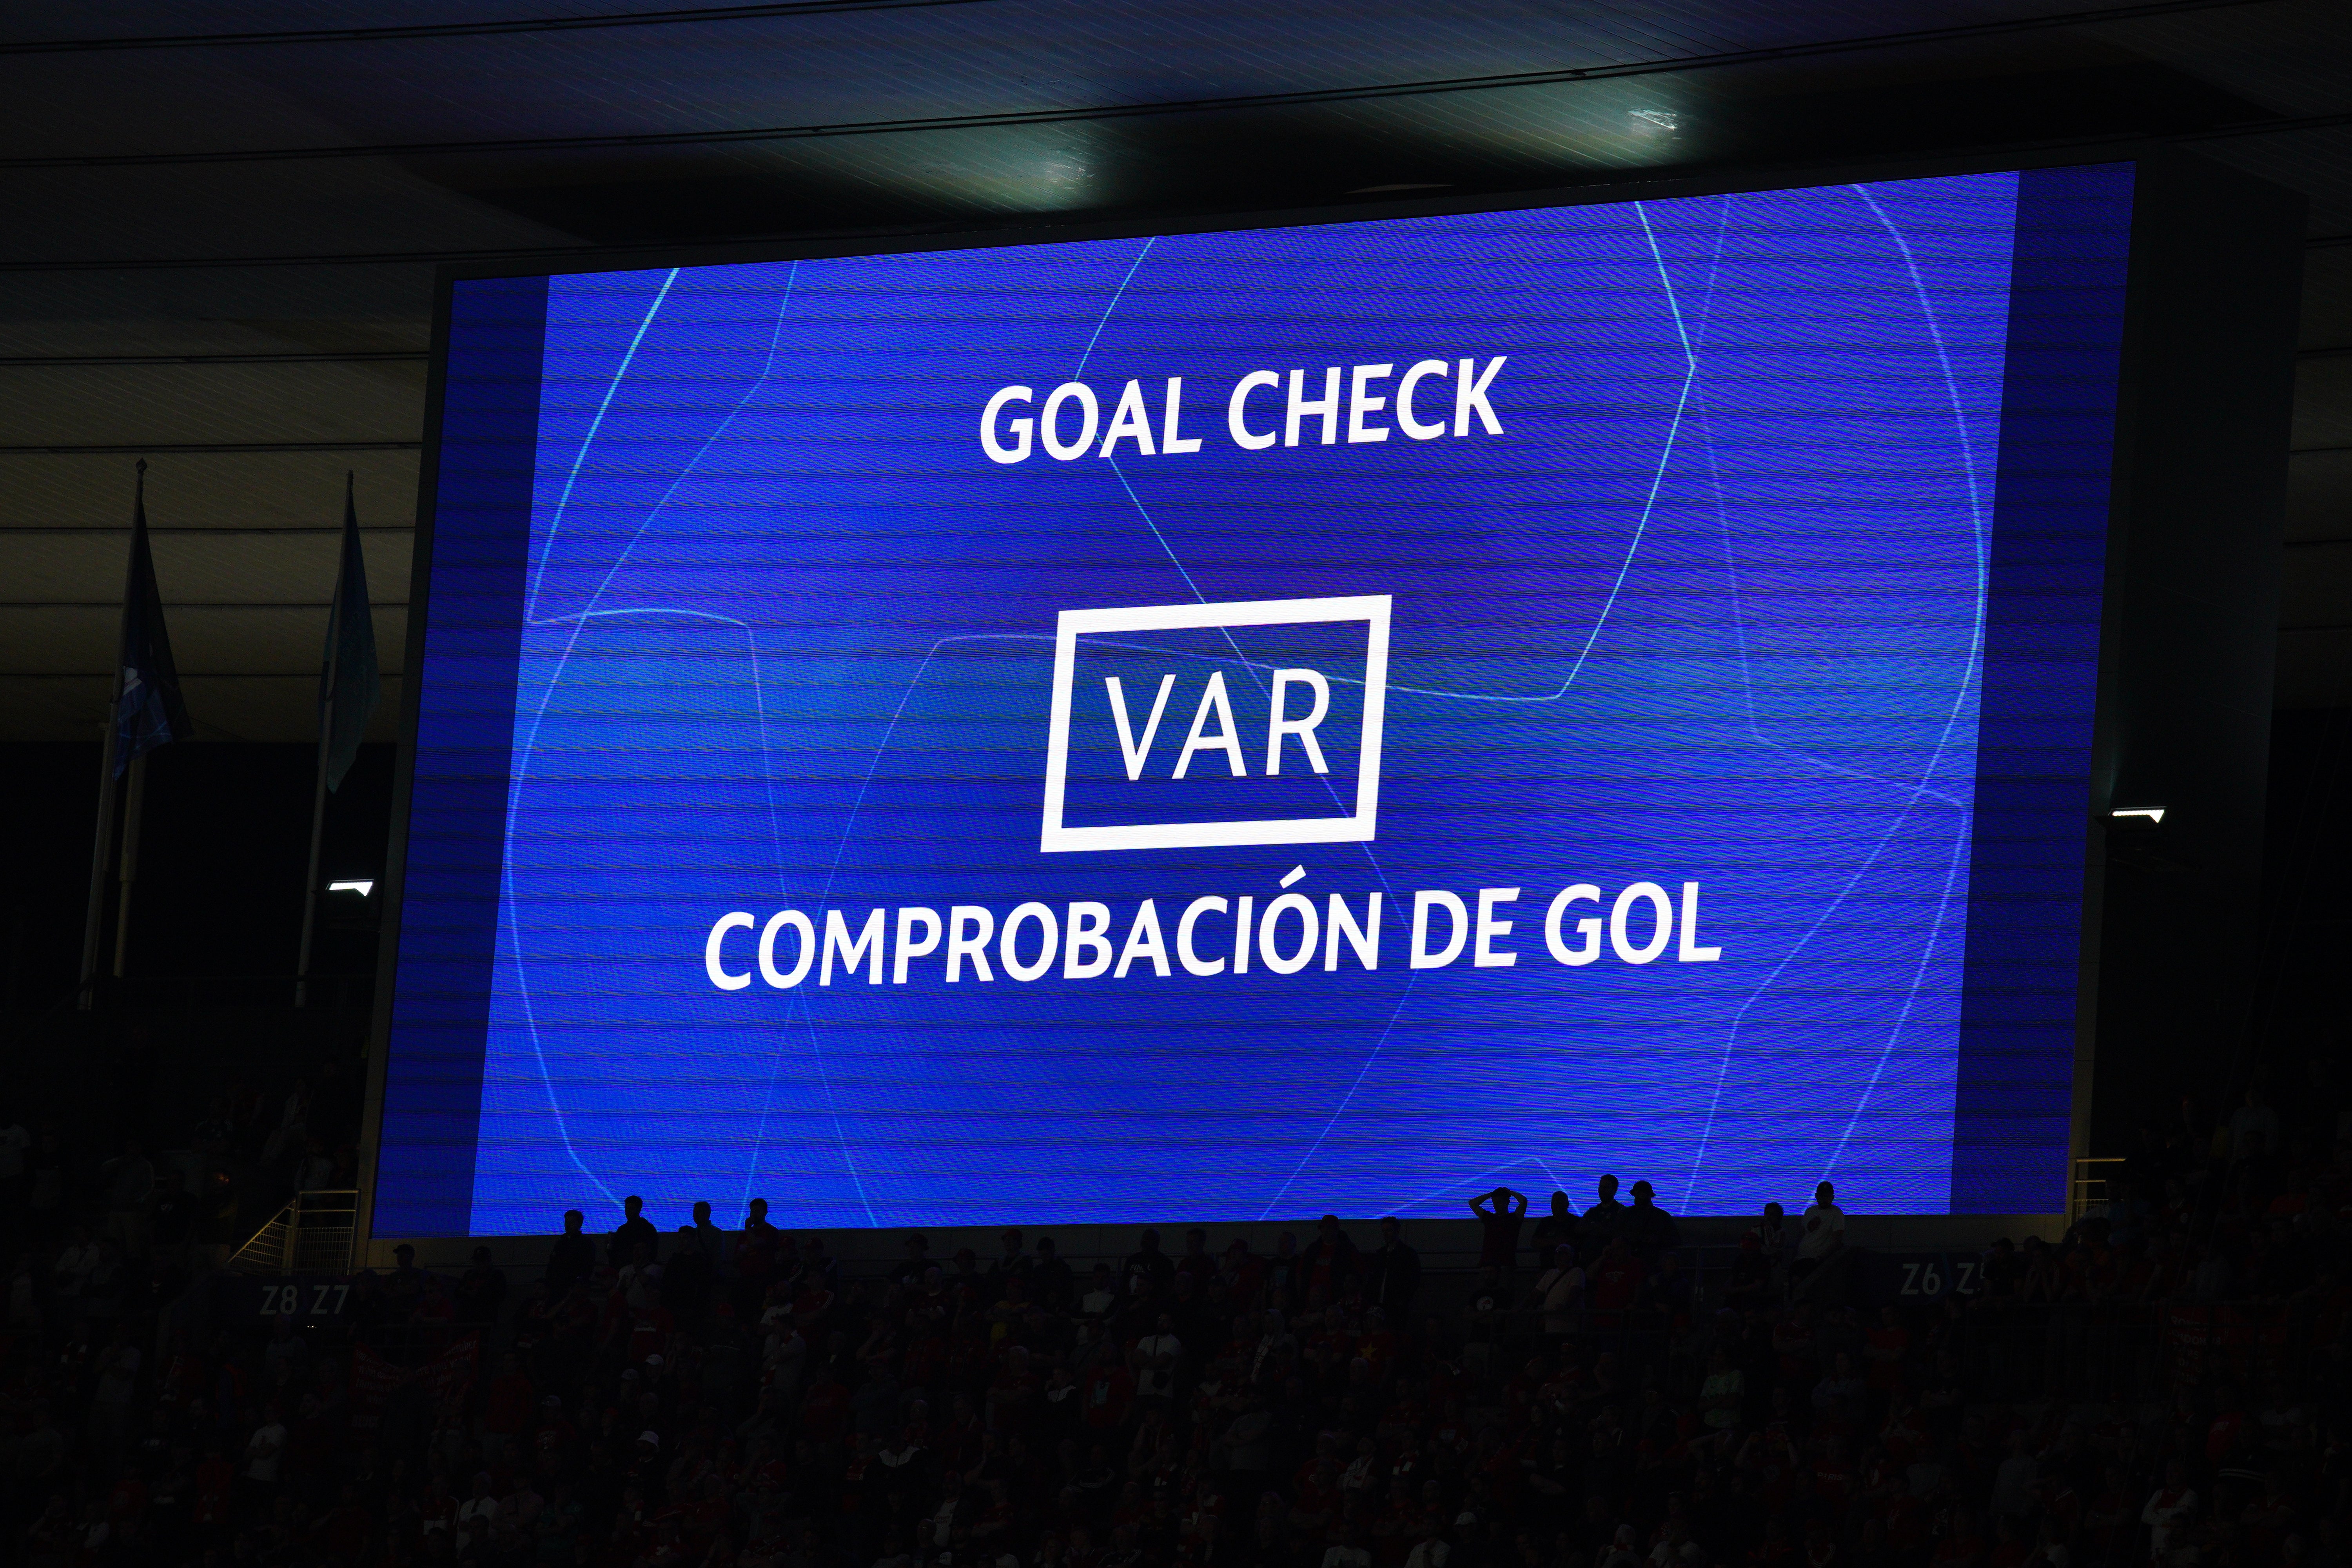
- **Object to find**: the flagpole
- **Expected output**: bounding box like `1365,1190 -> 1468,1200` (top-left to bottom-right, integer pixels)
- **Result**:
113,752 -> 148,978
296,690 -> 333,1009
296,474 -> 350,1009
75,458 -> 146,1011
76,716 -> 122,1011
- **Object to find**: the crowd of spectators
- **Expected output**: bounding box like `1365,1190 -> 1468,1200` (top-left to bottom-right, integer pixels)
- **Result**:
0,1074 -> 2344,1568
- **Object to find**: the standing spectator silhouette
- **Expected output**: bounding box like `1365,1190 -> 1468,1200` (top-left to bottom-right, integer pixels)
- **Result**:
1305,1215 -> 1358,1299
1123,1229 -> 1173,1299
1368,1216 -> 1421,1318
609,1194 -> 659,1268
546,1209 -> 595,1297
987,1228 -> 1030,1301
1623,1180 -> 1680,1261
1792,1180 -> 1847,1295
665,1224 -> 715,1324
1530,1190 -> 1577,1258
737,1196 -> 782,1318
1582,1174 -> 1628,1263
691,1199 -> 728,1273
1032,1234 -> 1073,1313
1468,1185 -> 1527,1288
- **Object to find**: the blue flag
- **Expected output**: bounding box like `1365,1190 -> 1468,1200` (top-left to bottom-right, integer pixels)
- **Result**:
114,463 -> 192,776
320,472 -> 380,792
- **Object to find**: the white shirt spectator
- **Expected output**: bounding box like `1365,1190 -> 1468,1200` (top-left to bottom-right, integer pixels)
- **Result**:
457,1494 -> 499,1555
1324,1547 -> 1373,1568
1134,1331 -> 1181,1398
2228,1098 -> 2280,1161
618,1259 -> 662,1310
2142,1485 -> 2197,1559
1403,1540 -> 1450,1568
296,1149 -> 336,1192
243,1417 -> 287,1483
52,1238 -> 102,1300
1533,1263 -> 1584,1334
1993,1449 -> 2038,1517
1799,1202 -> 1847,1261
764,1326 -> 807,1397
93,1345 -> 141,1408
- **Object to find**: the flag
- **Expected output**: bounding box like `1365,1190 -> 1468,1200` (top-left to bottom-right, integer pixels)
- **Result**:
114,461 -> 192,776
319,471 -> 380,792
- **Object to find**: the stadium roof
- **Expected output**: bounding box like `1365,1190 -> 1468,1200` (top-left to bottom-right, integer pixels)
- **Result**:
3,0 -> 2348,739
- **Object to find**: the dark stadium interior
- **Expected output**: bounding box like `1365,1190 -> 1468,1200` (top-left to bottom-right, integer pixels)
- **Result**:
4,2 -> 2352,1564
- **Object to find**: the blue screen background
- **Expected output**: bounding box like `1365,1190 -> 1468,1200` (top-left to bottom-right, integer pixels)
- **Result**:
381,167 -> 2127,1235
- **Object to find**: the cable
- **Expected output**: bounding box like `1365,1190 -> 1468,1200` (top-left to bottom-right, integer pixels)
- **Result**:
2,670 -> 407,677
0,0 -> 2293,171
0,350 -> 425,367
9,526 -> 415,534
0,602 -> 412,610
0,0 -> 994,56
0,441 -> 419,454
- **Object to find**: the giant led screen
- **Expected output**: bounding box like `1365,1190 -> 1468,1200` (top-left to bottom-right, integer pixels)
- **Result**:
377,163 -> 2133,1235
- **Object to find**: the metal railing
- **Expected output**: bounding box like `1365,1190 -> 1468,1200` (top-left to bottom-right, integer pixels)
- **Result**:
87,972 -> 376,1012
2071,1156 -> 2126,1222
229,1189 -> 359,1276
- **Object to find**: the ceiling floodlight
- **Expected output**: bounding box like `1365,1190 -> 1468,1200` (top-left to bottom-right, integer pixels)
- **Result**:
2109,808 -> 2165,824
328,879 -> 376,895
1630,110 -> 1680,133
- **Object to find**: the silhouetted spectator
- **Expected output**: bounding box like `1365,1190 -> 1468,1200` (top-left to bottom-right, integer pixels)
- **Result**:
1528,1243 -> 1583,1337
1122,1229 -> 1173,1298
891,1232 -> 931,1290
691,1198 -> 728,1273
1031,1235 -> 1073,1314
456,1244 -> 507,1325
1623,1179 -> 1679,1260
1368,1216 -> 1421,1318
1304,1214 -> 1357,1298
546,1209 -> 595,1296
608,1194 -> 659,1268
1792,1180 -> 1847,1291
1530,1189 -> 1577,1257
1581,1174 -> 1628,1262
986,1228 -> 1030,1301
665,1224 -> 715,1321
1468,1186 -> 1527,1284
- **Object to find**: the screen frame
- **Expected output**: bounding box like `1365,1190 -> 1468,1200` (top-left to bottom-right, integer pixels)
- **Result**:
360,147 -> 2143,1252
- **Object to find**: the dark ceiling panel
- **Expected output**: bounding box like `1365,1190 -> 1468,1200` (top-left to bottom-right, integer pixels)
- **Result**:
0,359 -> 425,447
0,673 -> 406,742
0,451 -> 423,532
0,0 -> 2347,738
2297,354 -> 2352,451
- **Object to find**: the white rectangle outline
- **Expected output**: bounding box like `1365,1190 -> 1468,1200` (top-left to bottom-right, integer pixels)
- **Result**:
1040,594 -> 1391,853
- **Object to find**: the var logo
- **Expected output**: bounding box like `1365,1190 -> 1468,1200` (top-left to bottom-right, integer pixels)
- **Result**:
1041,595 -> 1390,852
